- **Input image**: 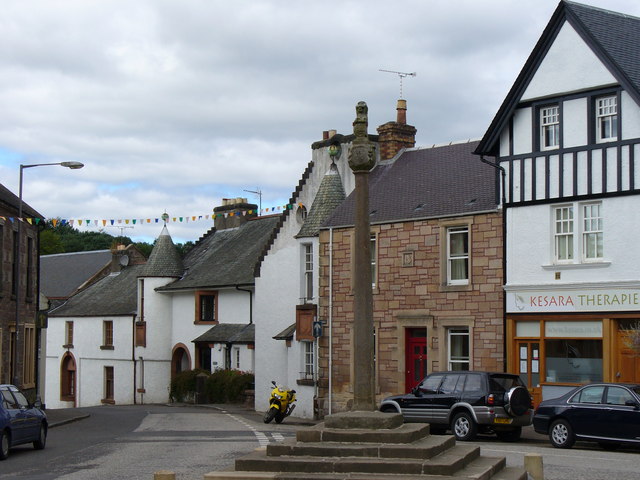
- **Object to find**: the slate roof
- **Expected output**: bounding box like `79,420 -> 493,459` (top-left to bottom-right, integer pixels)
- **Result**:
323,140 -> 497,228
476,0 -> 640,155
296,162 -> 346,237
40,250 -> 112,299
158,215 -> 280,291
141,225 -> 184,277
192,323 -> 255,344
49,264 -> 146,317
273,323 -> 296,341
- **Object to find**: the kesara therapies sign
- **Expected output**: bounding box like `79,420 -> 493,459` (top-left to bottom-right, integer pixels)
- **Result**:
507,288 -> 640,313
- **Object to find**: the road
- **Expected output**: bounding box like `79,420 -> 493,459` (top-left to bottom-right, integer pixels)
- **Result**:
2,405 -> 639,480
1,404 -> 298,480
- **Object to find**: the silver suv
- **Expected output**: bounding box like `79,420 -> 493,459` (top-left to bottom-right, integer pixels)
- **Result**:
379,371 -> 533,441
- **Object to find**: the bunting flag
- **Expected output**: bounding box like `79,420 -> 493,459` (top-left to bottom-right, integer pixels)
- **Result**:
9,202 -> 307,229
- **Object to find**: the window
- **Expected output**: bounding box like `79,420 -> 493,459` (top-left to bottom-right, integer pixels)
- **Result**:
195,291 -> 217,324
606,386 -> 634,406
26,236 -> 34,298
596,95 -> 618,142
235,348 -> 240,369
418,374 -> 444,394
64,321 -> 74,348
303,244 -> 313,302
554,206 -> 574,262
447,227 -> 469,285
60,354 -> 76,401
582,203 -> 603,260
448,328 -> 470,371
553,202 -> 603,263
102,320 -> 114,349
571,385 -> 605,404
540,105 -> 560,150
371,235 -> 377,289
545,339 -> 603,383
103,366 -> 114,403
23,325 -> 36,387
303,341 -> 314,380
12,231 -> 18,296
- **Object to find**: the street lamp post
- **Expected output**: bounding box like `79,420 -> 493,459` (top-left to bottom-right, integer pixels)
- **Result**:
13,161 -> 84,387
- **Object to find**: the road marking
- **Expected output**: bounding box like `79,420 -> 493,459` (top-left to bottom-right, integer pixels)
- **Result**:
272,433 -> 285,442
227,413 -> 277,447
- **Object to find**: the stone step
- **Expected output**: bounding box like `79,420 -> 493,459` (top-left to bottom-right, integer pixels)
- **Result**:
267,434 -> 456,460
455,455 -> 506,480
234,444 -> 480,477
205,468 -> 527,480
296,422 -> 431,444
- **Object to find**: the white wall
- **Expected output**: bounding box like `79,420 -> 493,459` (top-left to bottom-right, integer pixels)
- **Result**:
522,21 -> 616,101
45,315 -> 134,408
254,139 -> 356,418
506,196 -> 640,287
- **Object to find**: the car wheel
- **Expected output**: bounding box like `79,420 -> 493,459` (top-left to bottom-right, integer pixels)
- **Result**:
495,427 -> 522,442
451,411 -> 477,441
549,419 -> 575,448
33,424 -> 47,450
0,429 -> 9,460
380,405 -> 399,414
504,386 -> 531,417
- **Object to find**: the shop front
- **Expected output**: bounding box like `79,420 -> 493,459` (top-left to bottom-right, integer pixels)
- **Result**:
505,286 -> 640,405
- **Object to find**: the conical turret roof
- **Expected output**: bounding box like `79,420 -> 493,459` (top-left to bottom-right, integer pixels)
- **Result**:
141,225 -> 184,277
297,162 -> 346,238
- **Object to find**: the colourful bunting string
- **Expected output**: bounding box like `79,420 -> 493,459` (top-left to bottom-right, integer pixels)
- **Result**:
4,203 -> 308,229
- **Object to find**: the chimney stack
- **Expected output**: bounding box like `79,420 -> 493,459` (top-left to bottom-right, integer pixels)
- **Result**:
213,197 -> 258,230
376,99 -> 417,161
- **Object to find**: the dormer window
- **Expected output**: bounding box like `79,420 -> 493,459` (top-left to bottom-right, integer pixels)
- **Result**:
540,105 -> 560,150
596,95 -> 617,143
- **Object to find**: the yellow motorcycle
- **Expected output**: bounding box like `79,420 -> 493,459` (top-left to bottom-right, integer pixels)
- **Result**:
263,381 -> 296,424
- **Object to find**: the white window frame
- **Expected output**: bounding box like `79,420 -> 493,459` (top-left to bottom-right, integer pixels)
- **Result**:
554,205 -> 574,263
596,95 -> 618,143
370,235 -> 377,289
302,341 -> 314,380
447,226 -> 469,285
540,105 -> 560,150
447,328 -> 470,371
303,243 -> 313,302
582,203 -> 603,261
552,202 -> 603,264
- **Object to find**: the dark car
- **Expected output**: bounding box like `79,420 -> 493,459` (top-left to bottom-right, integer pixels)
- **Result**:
0,384 -> 48,460
533,382 -> 640,449
379,371 -> 533,441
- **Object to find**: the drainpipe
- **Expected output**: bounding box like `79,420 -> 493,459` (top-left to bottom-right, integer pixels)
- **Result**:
480,155 -> 508,370
132,314 -> 137,405
328,227 -> 334,415
236,286 -> 253,324
139,356 -> 145,405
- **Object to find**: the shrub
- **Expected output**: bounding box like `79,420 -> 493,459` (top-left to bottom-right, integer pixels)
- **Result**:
169,369 -> 254,403
169,369 -> 209,403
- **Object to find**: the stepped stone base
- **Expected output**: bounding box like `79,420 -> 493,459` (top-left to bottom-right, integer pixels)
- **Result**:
205,411 -> 528,480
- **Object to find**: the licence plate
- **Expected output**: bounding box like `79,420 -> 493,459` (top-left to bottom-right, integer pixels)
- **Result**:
494,418 -> 513,424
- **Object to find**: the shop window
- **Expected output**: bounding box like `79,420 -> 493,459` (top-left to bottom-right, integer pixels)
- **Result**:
545,339 -> 602,383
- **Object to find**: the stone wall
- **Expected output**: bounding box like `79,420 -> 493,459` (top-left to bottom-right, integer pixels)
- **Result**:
317,211 -> 504,414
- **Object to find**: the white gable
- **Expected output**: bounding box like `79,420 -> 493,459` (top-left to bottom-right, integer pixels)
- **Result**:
521,21 -> 617,101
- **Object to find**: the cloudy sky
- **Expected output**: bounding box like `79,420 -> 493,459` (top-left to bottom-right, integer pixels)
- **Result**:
2,0 -> 639,243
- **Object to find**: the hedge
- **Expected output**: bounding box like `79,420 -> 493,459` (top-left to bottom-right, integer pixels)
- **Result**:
169,369 -> 254,403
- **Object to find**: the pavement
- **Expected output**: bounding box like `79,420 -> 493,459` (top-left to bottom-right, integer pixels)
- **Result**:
44,402 -> 547,443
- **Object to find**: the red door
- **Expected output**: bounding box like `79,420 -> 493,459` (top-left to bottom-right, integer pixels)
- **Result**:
405,328 -> 427,391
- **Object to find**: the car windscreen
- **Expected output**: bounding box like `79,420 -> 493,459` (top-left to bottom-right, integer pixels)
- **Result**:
489,375 -> 523,392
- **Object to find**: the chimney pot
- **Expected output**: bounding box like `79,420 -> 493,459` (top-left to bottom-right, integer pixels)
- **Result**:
396,99 -> 407,125
323,131 -> 329,140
